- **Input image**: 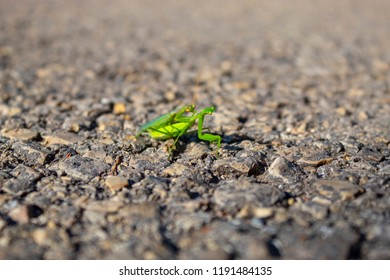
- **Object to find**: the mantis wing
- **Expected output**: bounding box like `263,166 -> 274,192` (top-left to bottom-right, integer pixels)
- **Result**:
136,111 -> 176,137
148,122 -> 192,140
136,105 -> 196,137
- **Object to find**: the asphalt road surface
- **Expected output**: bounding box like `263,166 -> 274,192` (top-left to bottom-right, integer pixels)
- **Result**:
0,0 -> 389,259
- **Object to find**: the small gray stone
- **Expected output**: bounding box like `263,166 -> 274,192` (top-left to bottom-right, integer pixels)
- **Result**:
340,137 -> 364,155
2,178 -> 34,195
213,157 -> 262,178
183,142 -> 210,158
96,114 -> 123,133
313,180 -> 364,201
62,116 -> 93,132
298,151 -> 334,167
312,196 -> 332,206
0,171 -> 11,183
237,205 -> 274,219
295,201 -> 329,220
11,164 -> 41,182
356,147 -> 384,163
268,157 -> 303,183
12,142 -> 52,165
1,128 -> 40,141
43,131 -> 84,146
162,163 -> 191,177
39,204 -> 78,228
213,150 -> 266,178
54,155 -> 110,181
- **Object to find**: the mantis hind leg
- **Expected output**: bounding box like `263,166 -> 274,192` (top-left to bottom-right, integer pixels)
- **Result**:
169,123 -> 193,158
149,124 -> 190,158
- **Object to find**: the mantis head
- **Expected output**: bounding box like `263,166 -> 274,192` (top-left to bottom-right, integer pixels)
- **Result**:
201,106 -> 215,115
186,104 -> 196,113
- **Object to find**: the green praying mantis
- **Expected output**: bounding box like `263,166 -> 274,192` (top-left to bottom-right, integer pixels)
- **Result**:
135,104 -> 221,158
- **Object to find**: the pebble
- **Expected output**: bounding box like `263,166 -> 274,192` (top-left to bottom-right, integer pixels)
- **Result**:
82,150 -> 108,161
267,157 -> 303,184
54,155 -> 110,181
237,205 -> 274,219
113,102 -> 127,114
313,180 -> 364,201
213,156 -> 263,178
312,196 -> 332,206
0,171 -> 11,183
162,163 -> 190,177
11,164 -> 41,182
298,151 -> 334,167
2,179 -> 34,195
32,229 -> 48,246
61,116 -> 93,133
252,207 -> 274,219
43,131 -> 84,146
105,175 -> 129,191
1,128 -> 40,141
8,205 -> 30,224
213,150 -> 266,178
356,147 -> 384,163
96,114 -> 123,132
295,201 -> 329,220
183,142 -> 210,159
340,137 -> 364,155
12,142 -> 52,165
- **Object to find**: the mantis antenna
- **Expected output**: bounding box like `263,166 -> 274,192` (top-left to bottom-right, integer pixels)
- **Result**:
192,74 -> 200,106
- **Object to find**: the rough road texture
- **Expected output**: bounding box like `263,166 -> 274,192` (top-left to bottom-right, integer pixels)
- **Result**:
0,0 -> 389,259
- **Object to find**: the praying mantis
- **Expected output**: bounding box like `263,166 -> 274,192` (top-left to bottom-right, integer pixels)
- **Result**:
135,104 -> 221,158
